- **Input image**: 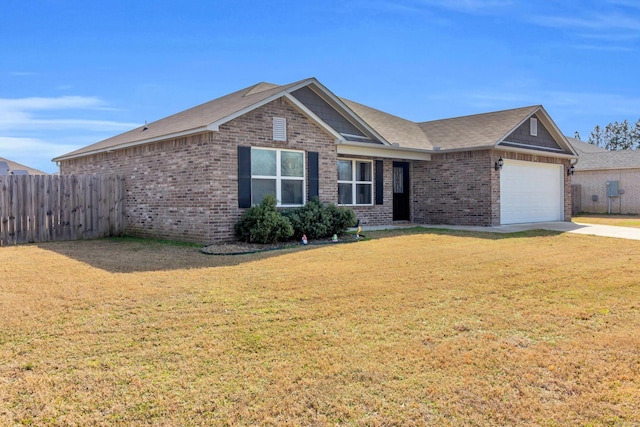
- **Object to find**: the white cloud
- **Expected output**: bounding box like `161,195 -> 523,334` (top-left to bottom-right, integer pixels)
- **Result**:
418,0 -> 512,13
0,118 -> 140,131
0,137 -> 80,156
9,71 -> 38,76
568,43 -> 633,51
0,96 -> 103,111
424,86 -> 640,140
608,0 -> 640,10
356,0 -> 512,16
530,12 -> 640,33
444,87 -> 640,116
0,96 -> 139,131
0,137 -> 81,174
0,96 -> 140,173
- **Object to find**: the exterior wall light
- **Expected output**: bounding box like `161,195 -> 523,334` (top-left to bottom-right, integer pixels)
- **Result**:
567,165 -> 575,176
494,157 -> 504,171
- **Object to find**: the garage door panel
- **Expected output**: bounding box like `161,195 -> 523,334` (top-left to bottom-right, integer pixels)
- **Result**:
500,160 -> 563,224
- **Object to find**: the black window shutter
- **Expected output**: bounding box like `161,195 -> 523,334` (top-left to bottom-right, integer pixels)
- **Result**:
375,160 -> 384,205
238,146 -> 251,208
308,151 -> 319,201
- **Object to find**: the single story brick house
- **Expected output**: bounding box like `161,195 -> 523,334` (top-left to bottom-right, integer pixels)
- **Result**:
568,138 -> 640,214
53,78 -> 578,243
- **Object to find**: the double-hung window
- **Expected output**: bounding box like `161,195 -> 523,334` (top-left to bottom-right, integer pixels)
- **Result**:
251,148 -> 305,206
337,159 -> 373,205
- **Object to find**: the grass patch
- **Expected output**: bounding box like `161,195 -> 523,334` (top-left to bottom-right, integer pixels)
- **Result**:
1,230 -> 639,425
106,235 -> 203,248
574,214 -> 640,228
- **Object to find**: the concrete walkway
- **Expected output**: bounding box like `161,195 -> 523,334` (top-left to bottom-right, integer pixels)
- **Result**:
359,221 -> 640,241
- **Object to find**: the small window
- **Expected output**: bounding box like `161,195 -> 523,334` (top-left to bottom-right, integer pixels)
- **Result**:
530,118 -> 538,136
337,159 -> 373,205
273,117 -> 286,141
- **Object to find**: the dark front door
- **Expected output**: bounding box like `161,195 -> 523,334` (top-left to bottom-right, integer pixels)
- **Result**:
393,162 -> 410,221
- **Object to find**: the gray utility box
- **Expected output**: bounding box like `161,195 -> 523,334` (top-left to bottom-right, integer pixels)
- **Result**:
606,181 -> 619,197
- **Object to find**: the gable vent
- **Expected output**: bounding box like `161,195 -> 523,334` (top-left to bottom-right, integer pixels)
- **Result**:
273,117 -> 287,141
530,118 -> 538,136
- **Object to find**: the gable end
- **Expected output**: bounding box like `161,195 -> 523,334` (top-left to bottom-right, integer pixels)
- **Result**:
290,86 -> 378,144
499,114 -> 568,153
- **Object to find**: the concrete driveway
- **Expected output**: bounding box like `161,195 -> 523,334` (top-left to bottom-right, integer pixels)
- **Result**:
362,222 -> 640,241
430,221 -> 640,241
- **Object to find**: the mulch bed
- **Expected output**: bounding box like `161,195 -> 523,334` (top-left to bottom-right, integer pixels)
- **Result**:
201,235 -> 364,255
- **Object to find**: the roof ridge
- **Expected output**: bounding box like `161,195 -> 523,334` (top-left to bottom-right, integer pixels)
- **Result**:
243,82 -> 281,97
340,97 -> 419,124
419,105 -> 540,124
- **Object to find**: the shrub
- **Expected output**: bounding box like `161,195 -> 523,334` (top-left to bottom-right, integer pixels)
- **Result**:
283,197 -> 356,240
234,195 -> 294,243
282,198 -> 330,240
325,202 -> 357,236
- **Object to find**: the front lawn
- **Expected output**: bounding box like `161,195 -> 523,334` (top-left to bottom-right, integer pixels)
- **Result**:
1,230 -> 639,425
574,214 -> 640,228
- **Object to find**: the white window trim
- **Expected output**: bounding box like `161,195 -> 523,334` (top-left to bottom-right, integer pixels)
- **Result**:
251,147 -> 305,207
337,158 -> 374,206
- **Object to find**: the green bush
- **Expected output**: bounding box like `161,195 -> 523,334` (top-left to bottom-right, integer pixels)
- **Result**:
325,202 -> 357,236
234,195 -> 294,243
283,197 -> 356,240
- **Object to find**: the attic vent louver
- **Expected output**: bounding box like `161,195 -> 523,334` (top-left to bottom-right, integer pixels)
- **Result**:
530,118 -> 538,136
273,117 -> 286,141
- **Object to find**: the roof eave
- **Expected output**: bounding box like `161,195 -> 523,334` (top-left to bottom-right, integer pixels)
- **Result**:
576,165 -> 640,172
495,145 -> 578,159
431,144 -> 577,159
336,140 -> 431,160
52,126 -> 210,162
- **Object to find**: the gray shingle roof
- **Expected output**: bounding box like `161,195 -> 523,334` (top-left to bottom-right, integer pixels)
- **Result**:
566,137 -> 607,154
575,150 -> 640,171
0,157 -> 48,175
417,106 -> 540,151
340,98 -> 433,149
53,78 -> 575,161
54,80 -> 307,160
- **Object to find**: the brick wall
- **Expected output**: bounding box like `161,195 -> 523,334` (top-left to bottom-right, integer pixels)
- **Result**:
60,98 -> 402,243
413,150 -> 495,226
61,98 -> 342,243
572,169 -> 640,214
61,134 -> 217,243
59,97 -> 574,241
413,149 -> 572,226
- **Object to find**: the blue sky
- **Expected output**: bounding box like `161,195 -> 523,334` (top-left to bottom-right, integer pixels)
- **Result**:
2,0 -> 640,173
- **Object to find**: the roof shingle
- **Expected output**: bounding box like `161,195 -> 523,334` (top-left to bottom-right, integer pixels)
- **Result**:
53,78 -> 575,161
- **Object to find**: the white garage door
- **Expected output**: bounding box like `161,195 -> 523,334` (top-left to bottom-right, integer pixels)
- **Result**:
500,159 -> 563,224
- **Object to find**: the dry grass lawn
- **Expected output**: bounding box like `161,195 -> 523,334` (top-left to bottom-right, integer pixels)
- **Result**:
1,229 -> 639,426
574,214 -> 640,228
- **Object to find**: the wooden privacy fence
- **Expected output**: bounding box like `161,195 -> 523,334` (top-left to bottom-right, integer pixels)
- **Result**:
0,175 -> 125,246
572,184 -> 582,215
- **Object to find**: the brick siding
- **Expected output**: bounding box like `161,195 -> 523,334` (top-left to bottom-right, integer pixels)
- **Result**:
60,98 -> 573,242
413,149 -> 572,226
60,98 -> 398,243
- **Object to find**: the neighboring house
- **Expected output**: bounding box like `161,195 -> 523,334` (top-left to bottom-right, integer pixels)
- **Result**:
568,138 -> 640,214
0,157 -> 48,175
53,78 -> 577,244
